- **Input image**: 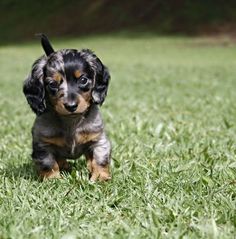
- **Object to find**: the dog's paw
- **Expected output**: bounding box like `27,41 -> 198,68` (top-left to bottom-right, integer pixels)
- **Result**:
89,170 -> 111,182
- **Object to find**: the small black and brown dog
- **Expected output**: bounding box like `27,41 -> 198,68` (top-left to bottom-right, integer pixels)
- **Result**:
23,34 -> 111,181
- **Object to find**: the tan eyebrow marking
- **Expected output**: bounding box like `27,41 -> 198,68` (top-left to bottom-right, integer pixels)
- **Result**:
74,70 -> 81,78
53,73 -> 62,82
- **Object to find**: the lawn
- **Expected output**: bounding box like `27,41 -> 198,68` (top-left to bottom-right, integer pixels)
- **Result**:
0,35 -> 236,238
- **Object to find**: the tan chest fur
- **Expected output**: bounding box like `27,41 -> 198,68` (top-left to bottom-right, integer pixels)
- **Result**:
42,132 -> 101,147
75,132 -> 101,144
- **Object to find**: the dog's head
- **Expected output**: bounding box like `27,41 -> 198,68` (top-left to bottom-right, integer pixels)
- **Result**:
23,35 -> 110,116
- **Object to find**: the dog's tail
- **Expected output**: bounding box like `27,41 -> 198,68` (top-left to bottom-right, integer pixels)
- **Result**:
35,33 -> 55,56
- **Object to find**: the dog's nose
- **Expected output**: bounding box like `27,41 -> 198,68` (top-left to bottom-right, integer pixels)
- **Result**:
64,102 -> 78,112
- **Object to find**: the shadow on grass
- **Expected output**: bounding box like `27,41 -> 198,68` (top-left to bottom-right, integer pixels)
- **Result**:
0,162 -> 38,181
0,159 -> 88,182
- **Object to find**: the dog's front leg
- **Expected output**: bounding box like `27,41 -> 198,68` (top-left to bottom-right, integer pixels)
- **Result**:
32,143 -> 61,180
85,134 -> 111,182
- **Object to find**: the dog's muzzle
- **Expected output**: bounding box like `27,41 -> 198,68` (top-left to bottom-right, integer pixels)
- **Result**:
64,102 -> 78,112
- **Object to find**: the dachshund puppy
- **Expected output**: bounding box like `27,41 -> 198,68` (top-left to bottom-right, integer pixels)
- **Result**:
23,34 -> 111,181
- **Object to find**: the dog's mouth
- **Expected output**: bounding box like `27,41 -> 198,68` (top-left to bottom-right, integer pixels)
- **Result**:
63,108 -> 87,117
62,109 -> 81,116
68,112 -> 81,116
53,97 -> 90,116
57,111 -> 82,118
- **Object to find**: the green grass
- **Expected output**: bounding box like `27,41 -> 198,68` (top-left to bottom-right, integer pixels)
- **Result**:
0,35 -> 236,238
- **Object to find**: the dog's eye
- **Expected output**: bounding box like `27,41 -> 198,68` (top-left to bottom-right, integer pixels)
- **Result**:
47,81 -> 58,93
78,77 -> 89,88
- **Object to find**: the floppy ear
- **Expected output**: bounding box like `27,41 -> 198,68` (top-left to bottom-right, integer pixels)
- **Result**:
80,49 -> 111,105
23,56 -> 47,115
92,60 -> 111,105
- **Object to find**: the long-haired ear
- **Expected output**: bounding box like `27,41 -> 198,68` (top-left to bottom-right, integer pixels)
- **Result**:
23,56 -> 47,115
36,33 -> 54,56
80,49 -> 110,105
92,64 -> 110,105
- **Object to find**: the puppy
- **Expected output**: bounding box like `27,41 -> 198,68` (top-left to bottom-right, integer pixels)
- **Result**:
23,34 -> 111,181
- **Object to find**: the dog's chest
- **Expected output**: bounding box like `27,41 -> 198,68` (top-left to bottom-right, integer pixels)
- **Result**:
54,137 -> 84,159
43,131 -> 100,159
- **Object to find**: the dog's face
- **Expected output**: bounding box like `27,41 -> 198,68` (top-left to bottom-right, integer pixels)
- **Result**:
45,50 -> 97,115
23,39 -> 110,116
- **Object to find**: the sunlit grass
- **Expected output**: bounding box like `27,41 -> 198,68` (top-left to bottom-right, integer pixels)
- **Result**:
0,35 -> 236,238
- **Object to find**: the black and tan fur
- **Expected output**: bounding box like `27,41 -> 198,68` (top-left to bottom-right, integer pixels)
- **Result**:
23,34 -> 111,181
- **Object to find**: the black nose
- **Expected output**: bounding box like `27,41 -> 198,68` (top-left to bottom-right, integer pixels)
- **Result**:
64,102 -> 78,112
